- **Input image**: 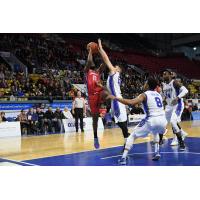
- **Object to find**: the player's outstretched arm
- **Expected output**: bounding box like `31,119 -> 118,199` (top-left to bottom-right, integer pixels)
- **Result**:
98,39 -> 116,73
97,63 -> 106,74
84,47 -> 94,73
173,80 -> 188,96
107,93 -> 146,106
171,80 -> 188,105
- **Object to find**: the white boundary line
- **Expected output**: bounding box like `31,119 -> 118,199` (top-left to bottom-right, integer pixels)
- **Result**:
0,157 -> 39,166
101,151 -> 200,160
22,136 -> 193,161
4,137 -> 194,164
24,145 -> 125,161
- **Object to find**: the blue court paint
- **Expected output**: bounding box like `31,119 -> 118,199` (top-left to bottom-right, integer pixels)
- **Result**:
23,137 -> 200,166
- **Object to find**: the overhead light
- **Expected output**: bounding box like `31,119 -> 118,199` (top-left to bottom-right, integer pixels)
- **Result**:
193,47 -> 197,51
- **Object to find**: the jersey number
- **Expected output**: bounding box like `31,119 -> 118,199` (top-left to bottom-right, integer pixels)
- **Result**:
93,76 -> 97,81
155,97 -> 163,108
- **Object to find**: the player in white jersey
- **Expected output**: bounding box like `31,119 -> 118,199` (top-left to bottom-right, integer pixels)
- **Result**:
98,39 -> 130,146
159,69 -> 188,149
107,78 -> 167,165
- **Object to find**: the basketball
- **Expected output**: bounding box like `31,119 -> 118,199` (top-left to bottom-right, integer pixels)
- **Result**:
87,42 -> 99,54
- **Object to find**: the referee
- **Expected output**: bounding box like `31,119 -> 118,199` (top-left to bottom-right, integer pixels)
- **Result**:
72,91 -> 86,133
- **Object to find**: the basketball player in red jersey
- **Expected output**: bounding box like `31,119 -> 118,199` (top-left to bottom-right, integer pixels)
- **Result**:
84,47 -> 106,149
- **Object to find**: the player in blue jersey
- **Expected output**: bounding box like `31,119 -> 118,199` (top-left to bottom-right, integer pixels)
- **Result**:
159,69 -> 188,149
107,78 -> 168,164
98,39 -> 130,149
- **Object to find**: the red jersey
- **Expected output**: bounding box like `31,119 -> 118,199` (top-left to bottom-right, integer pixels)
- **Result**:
86,69 -> 102,95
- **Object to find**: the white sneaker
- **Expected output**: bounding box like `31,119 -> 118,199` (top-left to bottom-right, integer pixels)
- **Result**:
170,136 -> 178,146
181,130 -> 188,141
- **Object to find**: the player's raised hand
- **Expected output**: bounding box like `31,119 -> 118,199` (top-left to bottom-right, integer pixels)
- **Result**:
98,38 -> 103,50
87,44 -> 92,53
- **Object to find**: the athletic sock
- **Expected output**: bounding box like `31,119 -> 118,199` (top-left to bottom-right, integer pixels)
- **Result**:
122,133 -> 136,158
159,134 -> 163,143
94,131 -> 98,139
122,149 -> 129,159
175,132 -> 184,144
154,143 -> 159,154
124,137 -> 127,143
92,114 -> 99,139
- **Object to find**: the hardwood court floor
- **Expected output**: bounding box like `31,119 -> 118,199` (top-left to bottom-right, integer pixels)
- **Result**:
0,121 -> 200,163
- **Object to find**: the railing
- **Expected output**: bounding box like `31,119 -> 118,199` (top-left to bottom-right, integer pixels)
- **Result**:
0,96 -> 73,102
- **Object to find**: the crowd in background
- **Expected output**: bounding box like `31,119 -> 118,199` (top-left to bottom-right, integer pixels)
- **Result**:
0,62 -> 76,100
1,98 -> 199,135
0,34 -> 199,101
15,107 -> 73,135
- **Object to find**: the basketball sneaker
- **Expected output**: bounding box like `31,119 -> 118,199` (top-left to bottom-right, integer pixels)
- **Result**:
170,135 -> 178,146
179,141 -> 186,151
118,157 -> 128,165
181,130 -> 188,141
171,130 -> 188,146
159,138 -> 164,145
152,153 -> 161,161
94,138 -> 100,149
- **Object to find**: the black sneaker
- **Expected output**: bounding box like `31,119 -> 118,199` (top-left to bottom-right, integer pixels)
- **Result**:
152,153 -> 161,161
179,142 -> 186,151
118,157 -> 128,165
159,139 -> 164,145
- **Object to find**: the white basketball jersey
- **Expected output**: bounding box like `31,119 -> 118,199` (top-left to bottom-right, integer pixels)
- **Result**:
106,72 -> 127,122
162,80 -> 183,106
106,72 -> 122,97
143,90 -> 165,117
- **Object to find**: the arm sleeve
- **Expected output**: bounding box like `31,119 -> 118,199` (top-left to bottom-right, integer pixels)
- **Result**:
177,86 -> 188,99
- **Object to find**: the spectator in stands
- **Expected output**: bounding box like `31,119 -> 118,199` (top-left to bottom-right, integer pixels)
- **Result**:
130,104 -> 144,115
17,88 -> 25,97
36,107 -> 45,134
44,107 -> 55,133
9,94 -> 16,101
0,79 -> 8,88
0,112 -> 7,121
192,103 -> 199,111
17,110 -> 29,135
27,108 -> 38,135
182,101 -> 191,121
54,107 -> 65,133
0,69 -> 5,80
10,85 -> 18,96
63,107 -> 73,119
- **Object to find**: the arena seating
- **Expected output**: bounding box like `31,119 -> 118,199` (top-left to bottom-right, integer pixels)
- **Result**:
0,34 -> 200,102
